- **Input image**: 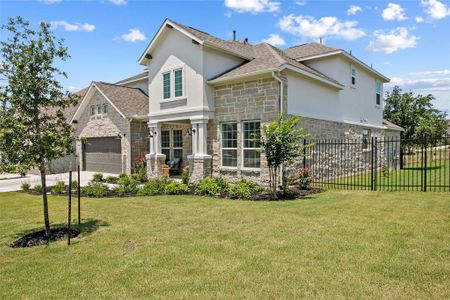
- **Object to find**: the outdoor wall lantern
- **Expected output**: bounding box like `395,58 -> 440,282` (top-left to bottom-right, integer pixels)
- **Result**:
186,128 -> 196,136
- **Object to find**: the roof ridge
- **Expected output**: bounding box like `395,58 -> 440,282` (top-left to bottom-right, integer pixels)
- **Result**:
95,81 -> 144,91
262,43 -> 286,65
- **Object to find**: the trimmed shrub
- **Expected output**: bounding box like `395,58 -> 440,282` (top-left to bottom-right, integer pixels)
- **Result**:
194,177 -> 228,196
138,178 -> 172,196
228,179 -> 261,200
33,184 -> 43,194
92,173 -> 104,182
298,168 -> 312,190
105,176 -> 119,184
82,182 -> 109,198
112,175 -> 139,196
51,181 -> 66,195
21,182 -> 30,191
118,173 -> 128,179
131,172 -> 147,183
164,181 -> 189,195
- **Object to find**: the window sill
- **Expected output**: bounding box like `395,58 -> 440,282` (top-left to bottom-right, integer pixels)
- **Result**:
220,166 -> 238,171
161,96 -> 187,103
241,167 -> 261,172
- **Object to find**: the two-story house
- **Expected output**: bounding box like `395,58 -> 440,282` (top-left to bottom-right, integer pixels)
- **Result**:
70,19 -> 401,183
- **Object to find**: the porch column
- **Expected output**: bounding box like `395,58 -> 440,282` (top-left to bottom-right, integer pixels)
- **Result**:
188,117 -> 212,182
146,122 -> 166,179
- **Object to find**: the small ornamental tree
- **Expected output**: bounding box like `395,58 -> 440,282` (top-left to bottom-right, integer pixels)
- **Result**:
261,114 -> 310,195
0,17 -> 78,236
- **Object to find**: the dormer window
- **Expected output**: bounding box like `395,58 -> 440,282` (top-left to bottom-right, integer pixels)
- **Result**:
351,67 -> 357,86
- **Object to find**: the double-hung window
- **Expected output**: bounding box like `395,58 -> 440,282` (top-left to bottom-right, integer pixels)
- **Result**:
243,121 -> 261,169
102,103 -> 108,114
221,123 -> 238,167
90,105 -> 96,116
376,80 -> 381,106
174,69 -> 183,97
163,72 -> 171,99
351,67 -> 356,86
172,129 -> 183,159
161,130 -> 171,162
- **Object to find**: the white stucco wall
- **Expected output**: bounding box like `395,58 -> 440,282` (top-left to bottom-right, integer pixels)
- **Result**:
123,78 -> 149,95
146,28 -> 244,122
289,55 -> 384,127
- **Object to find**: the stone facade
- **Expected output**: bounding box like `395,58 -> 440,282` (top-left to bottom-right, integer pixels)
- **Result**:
210,75 -> 284,185
75,89 -> 148,174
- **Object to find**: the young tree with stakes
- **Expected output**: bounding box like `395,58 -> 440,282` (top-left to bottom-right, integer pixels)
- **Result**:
261,114 -> 310,196
0,17 -> 78,236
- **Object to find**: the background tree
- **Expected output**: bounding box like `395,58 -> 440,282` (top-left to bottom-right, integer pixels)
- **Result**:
0,17 -> 78,235
261,114 -> 309,195
384,86 -> 447,150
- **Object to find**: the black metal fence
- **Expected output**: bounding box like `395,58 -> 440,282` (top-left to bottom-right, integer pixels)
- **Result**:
301,136 -> 450,192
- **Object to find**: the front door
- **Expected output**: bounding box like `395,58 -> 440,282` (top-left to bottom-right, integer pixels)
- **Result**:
161,129 -> 183,163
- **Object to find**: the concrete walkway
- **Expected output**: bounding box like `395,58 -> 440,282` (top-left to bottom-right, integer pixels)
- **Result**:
0,171 -> 117,193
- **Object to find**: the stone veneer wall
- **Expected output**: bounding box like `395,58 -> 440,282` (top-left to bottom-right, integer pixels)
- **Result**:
130,121 -> 150,171
75,89 -> 131,174
210,75 -> 285,185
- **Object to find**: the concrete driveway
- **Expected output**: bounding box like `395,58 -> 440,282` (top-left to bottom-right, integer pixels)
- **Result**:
0,171 -> 117,192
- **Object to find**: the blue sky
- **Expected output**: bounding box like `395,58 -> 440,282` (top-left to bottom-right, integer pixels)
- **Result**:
1,0 -> 449,113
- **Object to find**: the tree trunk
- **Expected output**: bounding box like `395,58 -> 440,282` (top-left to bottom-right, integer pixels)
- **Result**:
40,163 -> 50,236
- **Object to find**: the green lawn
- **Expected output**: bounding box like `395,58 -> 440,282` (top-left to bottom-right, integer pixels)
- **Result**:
323,156 -> 450,192
0,191 -> 449,299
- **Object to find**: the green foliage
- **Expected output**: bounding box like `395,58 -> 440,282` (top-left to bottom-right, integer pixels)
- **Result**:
0,17 -> 79,233
33,185 -> 43,194
297,168 -> 312,190
261,114 -> 310,194
182,167 -> 190,185
118,173 -> 128,179
70,180 -> 78,190
82,182 -> 109,198
164,181 -> 189,195
51,181 -> 66,195
228,179 -> 261,200
194,177 -> 228,196
21,182 -> 30,191
105,176 -> 119,184
112,175 -> 139,196
92,173 -> 104,182
384,86 -> 447,148
138,178 -> 172,196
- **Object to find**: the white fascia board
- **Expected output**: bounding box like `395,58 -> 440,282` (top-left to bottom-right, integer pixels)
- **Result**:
70,82 -> 95,124
138,19 -> 203,65
116,75 -> 148,86
282,64 -> 344,90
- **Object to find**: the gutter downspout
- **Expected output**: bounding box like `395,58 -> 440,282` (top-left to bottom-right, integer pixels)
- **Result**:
272,71 -> 284,188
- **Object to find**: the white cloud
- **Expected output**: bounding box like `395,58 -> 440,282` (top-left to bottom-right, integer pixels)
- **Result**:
415,16 -> 425,23
347,5 -> 362,16
120,28 -> 146,42
224,0 -> 280,14
382,3 -> 407,21
50,21 -> 95,32
39,0 -> 62,4
68,86 -> 79,92
278,15 -> 366,41
368,27 -> 418,54
261,33 -> 286,46
409,69 -> 450,77
421,0 -> 450,19
109,0 -> 127,5
295,0 -> 306,6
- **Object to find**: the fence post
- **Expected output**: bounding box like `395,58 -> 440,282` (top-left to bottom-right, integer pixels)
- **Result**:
371,137 -> 375,191
303,139 -> 307,167
68,171 -> 72,246
77,164 -> 81,225
423,137 -> 427,192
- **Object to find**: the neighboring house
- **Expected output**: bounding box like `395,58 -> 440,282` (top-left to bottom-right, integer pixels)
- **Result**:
69,81 -> 149,174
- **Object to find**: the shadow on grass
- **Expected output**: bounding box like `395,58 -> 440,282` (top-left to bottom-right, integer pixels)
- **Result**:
10,219 -> 109,248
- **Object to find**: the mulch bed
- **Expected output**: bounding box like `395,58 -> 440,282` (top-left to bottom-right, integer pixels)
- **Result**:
10,227 -> 80,248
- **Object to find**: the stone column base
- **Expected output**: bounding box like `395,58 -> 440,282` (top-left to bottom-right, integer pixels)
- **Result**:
188,155 -> 212,183
146,153 -> 166,179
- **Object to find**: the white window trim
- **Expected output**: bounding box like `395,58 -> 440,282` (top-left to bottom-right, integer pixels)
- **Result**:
161,65 -> 186,101
220,122 -> 238,169
241,120 -> 261,171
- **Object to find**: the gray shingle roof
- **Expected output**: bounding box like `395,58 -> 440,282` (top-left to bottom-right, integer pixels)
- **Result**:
284,43 -> 339,60
115,71 -> 148,84
383,119 -> 404,131
93,82 -> 148,117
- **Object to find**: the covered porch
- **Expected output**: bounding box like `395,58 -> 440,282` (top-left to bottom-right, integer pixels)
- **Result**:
146,117 -> 212,181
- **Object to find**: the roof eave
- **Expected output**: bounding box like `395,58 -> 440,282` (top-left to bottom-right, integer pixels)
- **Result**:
203,42 -> 253,60
282,64 -> 344,90
207,68 -> 278,85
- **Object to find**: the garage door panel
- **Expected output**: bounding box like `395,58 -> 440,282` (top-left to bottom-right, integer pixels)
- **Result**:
84,138 -> 122,173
